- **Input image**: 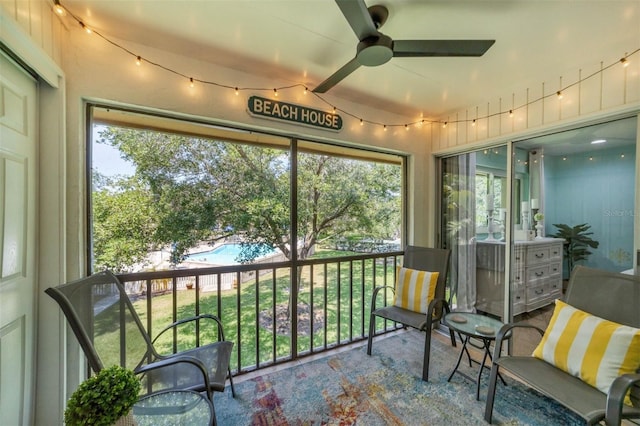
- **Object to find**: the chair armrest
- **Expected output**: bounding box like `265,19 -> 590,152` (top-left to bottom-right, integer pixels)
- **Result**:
152,314 -> 227,346
606,373 -> 640,426
136,354 -> 213,400
492,322 -> 545,360
427,297 -> 451,322
370,285 -> 395,311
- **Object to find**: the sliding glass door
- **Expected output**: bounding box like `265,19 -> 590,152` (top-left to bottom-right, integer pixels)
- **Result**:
438,115 -> 638,356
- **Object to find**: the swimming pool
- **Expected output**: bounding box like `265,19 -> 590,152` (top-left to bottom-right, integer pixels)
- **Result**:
186,243 -> 275,265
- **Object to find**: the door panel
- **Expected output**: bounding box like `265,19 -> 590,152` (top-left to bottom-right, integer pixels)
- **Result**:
0,51 -> 37,425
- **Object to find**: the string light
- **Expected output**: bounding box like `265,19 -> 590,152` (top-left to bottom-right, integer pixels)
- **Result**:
332,106 -> 337,114
360,119 -> 364,126
80,22 -> 92,34
383,125 -> 387,131
189,77 -> 194,88
54,0 -> 640,130
53,0 -> 66,16
235,87 -> 239,96
405,124 -> 409,131
442,122 -> 447,128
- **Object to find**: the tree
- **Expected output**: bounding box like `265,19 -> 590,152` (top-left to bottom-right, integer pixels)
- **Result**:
95,126 -> 401,268
92,173 -> 158,272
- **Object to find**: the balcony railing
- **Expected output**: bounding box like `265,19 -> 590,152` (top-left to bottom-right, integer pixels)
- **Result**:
117,250 -> 404,376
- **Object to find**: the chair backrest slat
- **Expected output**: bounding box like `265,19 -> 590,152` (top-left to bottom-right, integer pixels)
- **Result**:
565,265 -> 640,328
46,271 -> 155,373
403,245 -> 451,303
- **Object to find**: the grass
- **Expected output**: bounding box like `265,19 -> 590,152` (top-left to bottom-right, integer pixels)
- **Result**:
95,249 -> 399,372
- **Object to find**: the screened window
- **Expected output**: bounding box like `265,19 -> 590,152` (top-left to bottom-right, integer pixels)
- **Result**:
89,105 -> 405,273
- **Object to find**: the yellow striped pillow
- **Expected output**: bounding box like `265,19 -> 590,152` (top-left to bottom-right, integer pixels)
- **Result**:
393,267 -> 439,314
533,299 -> 640,402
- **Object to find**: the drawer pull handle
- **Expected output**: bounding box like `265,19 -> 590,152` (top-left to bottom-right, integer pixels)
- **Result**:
535,271 -> 544,277
535,288 -> 544,294
535,253 -> 545,258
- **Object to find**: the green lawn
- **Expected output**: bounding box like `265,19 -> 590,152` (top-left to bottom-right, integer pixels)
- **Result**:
112,249 -> 399,371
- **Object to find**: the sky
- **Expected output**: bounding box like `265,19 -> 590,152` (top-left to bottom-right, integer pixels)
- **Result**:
92,125 -> 135,177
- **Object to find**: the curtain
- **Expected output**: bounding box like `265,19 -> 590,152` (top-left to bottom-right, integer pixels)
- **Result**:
442,153 -> 477,312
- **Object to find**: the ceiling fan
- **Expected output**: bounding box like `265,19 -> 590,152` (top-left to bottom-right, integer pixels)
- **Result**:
313,0 -> 495,93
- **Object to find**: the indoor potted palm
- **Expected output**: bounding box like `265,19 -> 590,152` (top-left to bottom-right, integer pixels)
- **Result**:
64,364 -> 141,426
551,223 -> 600,279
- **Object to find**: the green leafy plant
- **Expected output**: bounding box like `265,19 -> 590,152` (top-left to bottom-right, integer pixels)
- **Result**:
65,365 -> 141,426
551,223 -> 599,277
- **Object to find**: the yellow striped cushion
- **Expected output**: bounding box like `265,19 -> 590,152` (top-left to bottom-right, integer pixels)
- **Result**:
393,267 -> 439,314
533,299 -> 640,402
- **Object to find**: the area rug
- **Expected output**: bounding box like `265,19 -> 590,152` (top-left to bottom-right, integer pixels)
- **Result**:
214,330 -> 583,425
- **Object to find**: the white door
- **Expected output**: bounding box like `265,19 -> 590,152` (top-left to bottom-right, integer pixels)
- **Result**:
0,51 -> 37,425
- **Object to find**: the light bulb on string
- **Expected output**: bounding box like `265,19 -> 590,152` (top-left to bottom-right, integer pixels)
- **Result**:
80,22 -> 92,34
620,57 -> 629,67
303,87 -> 308,95
273,88 -> 278,97
53,1 -> 66,16
135,56 -> 142,66
235,87 -> 239,96
557,91 -> 563,99
442,122 -> 447,128
509,110 -> 514,118
405,124 -> 409,131
360,119 -> 364,126
472,119 -> 476,126
189,78 -> 194,88
333,106 -> 337,114
383,125 -> 387,131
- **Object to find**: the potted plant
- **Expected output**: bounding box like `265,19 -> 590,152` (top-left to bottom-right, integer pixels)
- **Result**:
65,365 -> 141,426
551,223 -> 599,278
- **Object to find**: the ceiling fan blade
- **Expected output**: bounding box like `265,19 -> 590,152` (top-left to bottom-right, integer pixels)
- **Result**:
312,57 -> 361,93
335,0 -> 378,40
393,40 -> 495,57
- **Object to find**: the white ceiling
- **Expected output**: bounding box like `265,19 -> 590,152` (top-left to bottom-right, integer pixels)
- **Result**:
61,0 -> 640,121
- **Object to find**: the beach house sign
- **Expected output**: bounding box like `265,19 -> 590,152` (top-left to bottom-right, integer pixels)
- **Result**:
248,96 -> 342,131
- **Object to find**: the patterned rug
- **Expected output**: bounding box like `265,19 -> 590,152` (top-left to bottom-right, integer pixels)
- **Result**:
215,330 -> 583,425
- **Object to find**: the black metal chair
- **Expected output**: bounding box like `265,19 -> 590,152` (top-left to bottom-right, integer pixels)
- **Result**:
367,246 -> 456,381
46,270 -> 235,425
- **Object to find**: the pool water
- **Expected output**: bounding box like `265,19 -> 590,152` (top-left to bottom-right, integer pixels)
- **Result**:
186,243 -> 275,265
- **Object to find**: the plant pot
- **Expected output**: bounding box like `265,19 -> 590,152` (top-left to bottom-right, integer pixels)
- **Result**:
114,412 -> 136,426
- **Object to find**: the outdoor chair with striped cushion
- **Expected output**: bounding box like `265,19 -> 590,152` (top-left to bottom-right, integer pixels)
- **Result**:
485,265 -> 640,425
367,246 -> 456,381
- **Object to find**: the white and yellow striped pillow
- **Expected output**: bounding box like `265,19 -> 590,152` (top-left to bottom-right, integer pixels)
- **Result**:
393,267 -> 439,314
533,299 -> 640,402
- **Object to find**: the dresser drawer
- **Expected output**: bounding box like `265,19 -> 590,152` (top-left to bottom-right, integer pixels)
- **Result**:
548,262 -> 562,277
526,264 -> 550,284
526,246 -> 550,265
512,289 -> 526,314
549,243 -> 563,261
526,283 -> 547,306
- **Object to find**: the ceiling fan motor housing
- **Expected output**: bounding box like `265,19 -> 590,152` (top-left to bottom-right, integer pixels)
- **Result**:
357,33 -> 393,66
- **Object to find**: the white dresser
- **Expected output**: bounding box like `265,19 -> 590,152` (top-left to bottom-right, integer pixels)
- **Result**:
475,238 -> 564,317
